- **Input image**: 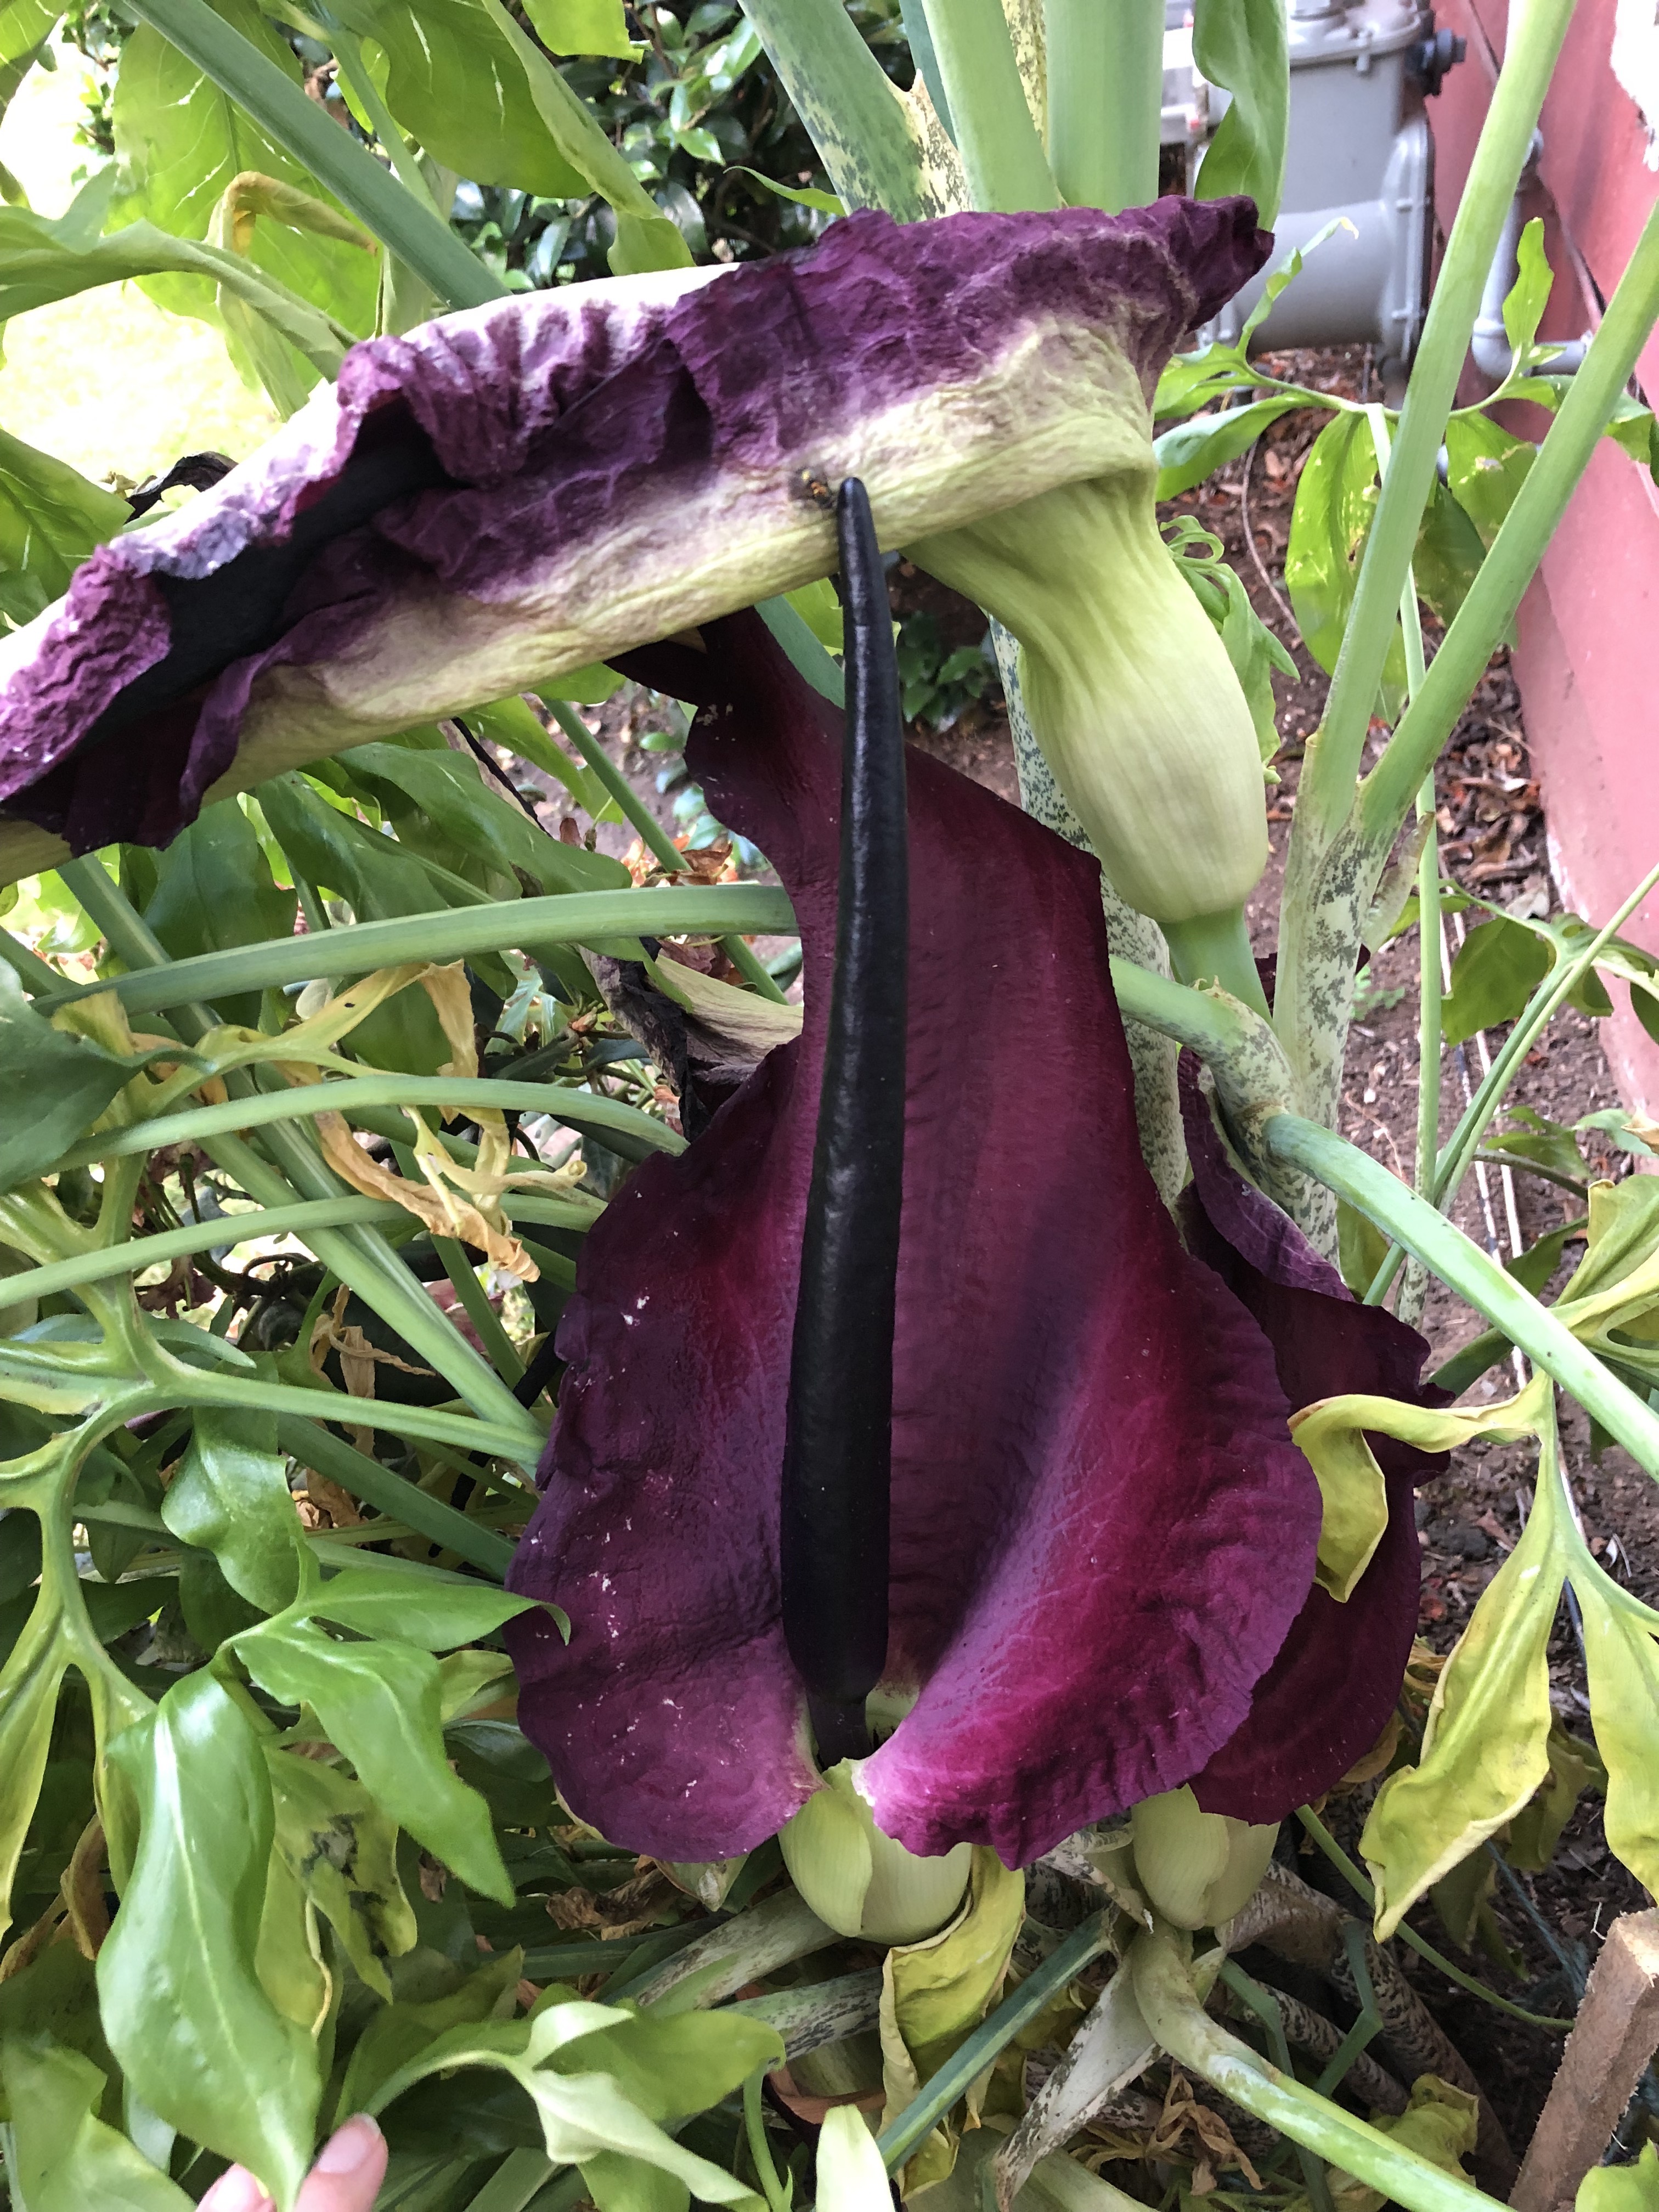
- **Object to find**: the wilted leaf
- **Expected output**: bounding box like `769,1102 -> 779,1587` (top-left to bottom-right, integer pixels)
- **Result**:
1361,1382 -> 1565,1937
1572,1568 -> 1659,1900
879,1849 -> 1025,2191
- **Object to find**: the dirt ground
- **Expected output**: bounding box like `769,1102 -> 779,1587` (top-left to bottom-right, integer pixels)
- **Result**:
520,347 -> 1657,2157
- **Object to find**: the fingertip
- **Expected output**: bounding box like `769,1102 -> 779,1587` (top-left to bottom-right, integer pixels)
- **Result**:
298,2114 -> 388,2209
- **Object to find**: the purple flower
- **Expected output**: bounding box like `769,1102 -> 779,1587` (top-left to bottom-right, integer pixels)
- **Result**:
1175,1063 -> 1448,1821
0,199 -> 1265,863
504,611 -> 1323,1868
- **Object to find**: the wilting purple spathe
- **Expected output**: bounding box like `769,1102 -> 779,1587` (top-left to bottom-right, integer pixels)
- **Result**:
1176,1063 -> 1448,1820
0,200 -> 1268,857
505,612 -> 1318,1869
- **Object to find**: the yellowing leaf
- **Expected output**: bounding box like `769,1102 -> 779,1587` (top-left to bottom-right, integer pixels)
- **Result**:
1580,2140 -> 1659,2212
1295,2076 -> 1478,2212
1573,1569 -> 1659,1901
1290,1374 -> 1552,1602
879,1849 -> 1024,2192
1361,1408 -> 1566,1938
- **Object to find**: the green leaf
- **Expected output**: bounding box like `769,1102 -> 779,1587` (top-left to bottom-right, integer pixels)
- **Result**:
551,2007 -> 784,2124
233,1616 -> 512,1901
0,2038 -> 192,2210
303,1566 -> 535,1649
1440,916 -> 1553,1048
0,967 -> 143,1194
161,1406 -> 302,1615
178,1548 -> 265,1651
816,2104 -> 890,2212
0,1589 -> 67,1942
1504,1217 -> 1587,1296
1413,476 -> 1488,633
1505,1720 -> 1603,1871
336,0 -> 586,195
97,1671 -> 319,2211
340,743 -> 629,896
111,0 -> 380,342
336,1945 -> 531,2118
139,799 -> 297,1031
1154,395 -> 1302,500
1573,1570 -> 1659,1900
1192,0 -> 1289,225
1579,2140 -> 1659,2212
1284,409 -> 1406,715
1443,414 -> 1536,549
1503,216 -> 1553,363
0,424 -> 128,629
1335,1194 -> 1390,1299
1488,1104 -> 1590,1188
522,0 -> 637,57
267,1746 -> 416,2000
727,164 -> 845,215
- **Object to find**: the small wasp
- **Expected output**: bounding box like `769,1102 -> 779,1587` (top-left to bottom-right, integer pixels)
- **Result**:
798,468 -> 836,511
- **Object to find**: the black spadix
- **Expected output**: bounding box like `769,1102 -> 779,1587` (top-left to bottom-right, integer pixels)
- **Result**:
778,478 -> 909,1767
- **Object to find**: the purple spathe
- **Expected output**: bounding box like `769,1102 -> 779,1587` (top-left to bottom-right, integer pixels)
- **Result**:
1176,1061 -> 1448,1820
0,199 -> 1268,855
505,612 -> 1318,1868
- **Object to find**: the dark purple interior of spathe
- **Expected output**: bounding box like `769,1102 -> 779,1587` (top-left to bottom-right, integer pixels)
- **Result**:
0,199 -> 1269,856
506,609 -> 1319,1869
1175,1061 -> 1451,1819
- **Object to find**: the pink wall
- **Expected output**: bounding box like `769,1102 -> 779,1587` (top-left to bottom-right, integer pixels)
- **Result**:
1432,0 -> 1659,1109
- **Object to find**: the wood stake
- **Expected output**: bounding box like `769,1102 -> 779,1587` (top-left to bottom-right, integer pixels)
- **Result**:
1513,1909 -> 1659,2212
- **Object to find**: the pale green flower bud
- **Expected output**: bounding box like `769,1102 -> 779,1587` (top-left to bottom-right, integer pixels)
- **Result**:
1129,1784 -> 1278,1929
780,1759 -> 973,1944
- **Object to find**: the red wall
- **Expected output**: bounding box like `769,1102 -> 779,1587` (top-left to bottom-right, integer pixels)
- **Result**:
1432,0 -> 1659,1110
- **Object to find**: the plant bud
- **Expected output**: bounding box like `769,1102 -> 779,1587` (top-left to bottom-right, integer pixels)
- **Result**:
780,1759 -> 972,1944
907,473 -> 1269,986
1129,1785 -> 1278,1929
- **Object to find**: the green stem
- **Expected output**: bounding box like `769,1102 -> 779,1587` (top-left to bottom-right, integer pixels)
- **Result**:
119,0 -> 505,310
275,1415 -> 516,1576
1361,190 -> 1659,848
0,923 -> 66,995
57,859 -> 545,1454
39,885 -> 795,1017
1434,858 -> 1659,1212
1046,0 -> 1162,212
1130,1927 -> 1503,2212
736,0 -> 932,219
171,1361 -> 536,1465
1294,1808 -> 1573,2033
324,25 -> 442,216
1263,1112 -> 1659,1471
542,699 -> 788,1005
431,1237 -> 525,1385
876,1914 -> 1115,2172
917,0 -> 1059,212
1295,0 -> 1574,846
1360,407 -> 1436,1320
743,2069 -> 792,2212
54,1073 -> 681,1174
1162,909 -> 1272,1023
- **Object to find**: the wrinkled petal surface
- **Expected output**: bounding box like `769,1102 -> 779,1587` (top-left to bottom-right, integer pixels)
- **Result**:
505,615 -> 1317,1867
0,200 -> 1266,862
1176,1064 -> 1448,1820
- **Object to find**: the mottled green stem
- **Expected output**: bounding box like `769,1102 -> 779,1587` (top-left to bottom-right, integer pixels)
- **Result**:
918,0 -> 1059,211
